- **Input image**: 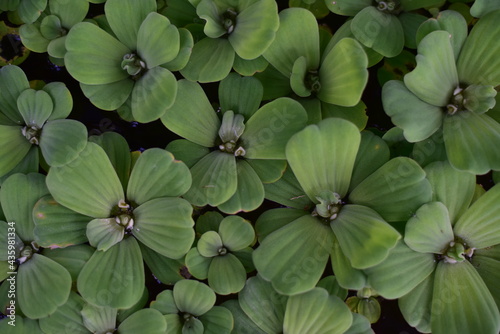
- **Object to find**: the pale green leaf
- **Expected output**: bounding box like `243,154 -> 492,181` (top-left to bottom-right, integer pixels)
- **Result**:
77,237 -> 144,309
46,142 -> 124,218
404,31 -> 458,107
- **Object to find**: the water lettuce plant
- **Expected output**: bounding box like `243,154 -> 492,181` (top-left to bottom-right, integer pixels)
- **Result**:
64,0 -> 186,123
151,279 -> 233,333
382,9 -> 500,174
45,141 -> 195,308
365,161 -> 500,334
162,73 -> 307,213
0,173 -> 71,319
1,1 -> 500,332
326,0 -> 444,57
179,0 -> 279,82
0,65 -> 87,182
253,118 -> 432,295
186,215 -> 255,294
19,0 -> 89,65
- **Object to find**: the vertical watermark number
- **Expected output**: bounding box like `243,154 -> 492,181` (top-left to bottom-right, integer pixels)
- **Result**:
6,221 -> 17,326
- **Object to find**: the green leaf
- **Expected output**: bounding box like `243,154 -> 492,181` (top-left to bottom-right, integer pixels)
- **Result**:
222,299 -> 267,334
471,246 -> 500,307
400,0 -> 444,11
0,221 -> 23,260
127,148 -> 191,205
198,306 -> 234,334
18,0 -> 47,24
0,65 -> 29,124
39,119 -> 87,167
343,313 -> 373,334
325,0 -> 371,16
180,37 -> 235,83
118,308 -> 167,334
161,80 -> 220,147
77,237 -> 144,309
42,244 -> 94,282
43,82 -> 73,121
365,240 -> 436,299
17,254 -> 71,319
39,292 -> 88,334
89,132 -> 131,192
431,261 -> 500,334
416,10 -> 468,60
81,303 -> 117,333
351,6 -> 404,58
253,215 -> 333,295
80,79 -> 134,111
19,23 -> 50,53
284,288 -> 352,334
139,241 -> 185,285
332,205 -> 400,269
241,97 -> 307,159
470,0 -> 500,18
40,15 -> 63,40
208,253 -> 246,295
349,157 -> 432,222
183,151 -> 237,207
286,118 -> 360,201
0,125 -> 32,179
317,276 -> 348,300
290,56 -> 311,98
49,0 -> 88,28
398,272 -> 434,334
183,317 -> 204,334
65,22 -> 131,85
254,64 -> 293,100
443,111 -> 500,174
46,142 -> 124,218
173,279 -> 216,316
86,218 -> 124,251
317,37 -> 368,106
198,231 -> 223,258
17,89 -> 52,128
185,247 -> 211,280
399,12 -> 427,49
0,146 -> 38,187
130,66 -> 177,123
404,31 -> 458,107
217,160 -> 264,214
382,80 -> 444,142
239,275 -> 287,333
349,131 -> 390,192
255,208 -> 308,242
321,100 -> 368,131
228,0 -> 278,60
262,8 -> 320,76
330,234 -> 367,290
219,73 -> 263,119
104,0 -> 156,50
163,314 -> 184,333
133,198 -> 194,259
33,195 -> 90,248
405,202 -> 454,254
166,140 -> 209,169
454,183 -> 500,249
218,215 -> 254,251
161,28 -> 194,72
137,13 -> 179,69
151,289 -> 178,315
457,9 -> 500,86
233,54 -> 268,76
1,173 -> 49,242
424,161 -> 475,224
